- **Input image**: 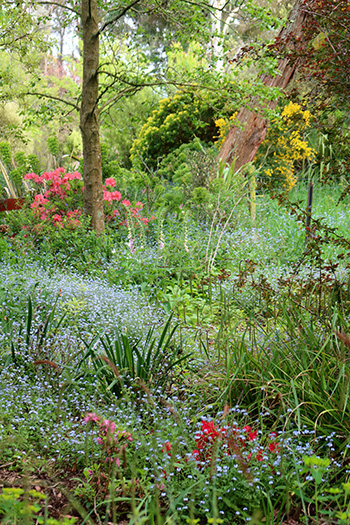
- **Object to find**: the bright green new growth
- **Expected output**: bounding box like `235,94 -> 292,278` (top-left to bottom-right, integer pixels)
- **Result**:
130,89 -> 234,171
0,488 -> 76,524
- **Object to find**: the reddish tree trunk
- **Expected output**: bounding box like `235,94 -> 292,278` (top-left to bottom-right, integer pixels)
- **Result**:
219,0 -> 312,170
80,0 -> 104,233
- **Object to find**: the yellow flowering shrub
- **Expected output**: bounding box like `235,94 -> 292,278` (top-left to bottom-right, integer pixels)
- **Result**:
255,102 -> 315,191
214,113 -> 237,147
130,89 -> 235,170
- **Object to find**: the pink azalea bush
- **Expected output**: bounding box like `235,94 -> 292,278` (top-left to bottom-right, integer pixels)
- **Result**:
23,168 -> 154,232
25,168 -> 83,229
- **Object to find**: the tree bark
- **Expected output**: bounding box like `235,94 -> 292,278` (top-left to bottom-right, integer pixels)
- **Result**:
219,0 -> 312,170
80,0 -> 104,233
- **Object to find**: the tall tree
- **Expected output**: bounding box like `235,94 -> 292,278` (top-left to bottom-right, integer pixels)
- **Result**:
50,0 -> 241,234
80,0 -> 104,233
219,0 -> 313,169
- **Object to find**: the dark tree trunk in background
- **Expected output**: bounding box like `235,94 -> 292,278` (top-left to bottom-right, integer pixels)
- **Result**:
80,0 -> 104,234
219,0 -> 312,170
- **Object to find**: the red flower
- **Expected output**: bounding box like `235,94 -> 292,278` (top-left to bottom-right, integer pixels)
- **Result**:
268,442 -> 279,453
162,441 -> 172,456
243,426 -> 258,441
192,420 -> 279,468
256,450 -> 263,462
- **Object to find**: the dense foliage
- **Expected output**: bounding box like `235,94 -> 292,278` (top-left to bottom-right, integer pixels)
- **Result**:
130,88 -> 235,170
1,0 -> 350,523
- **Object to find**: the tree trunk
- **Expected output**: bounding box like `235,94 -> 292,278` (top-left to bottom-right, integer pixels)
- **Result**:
80,0 -> 104,233
219,0 -> 312,170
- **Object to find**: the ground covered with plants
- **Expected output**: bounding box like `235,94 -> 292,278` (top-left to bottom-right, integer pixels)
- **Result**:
1,0 -> 350,521
1,175 -> 350,524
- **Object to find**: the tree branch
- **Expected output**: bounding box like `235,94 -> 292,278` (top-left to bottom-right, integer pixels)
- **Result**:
99,86 -> 142,114
97,0 -> 142,36
26,92 -> 79,110
98,75 -> 233,113
35,1 -> 79,15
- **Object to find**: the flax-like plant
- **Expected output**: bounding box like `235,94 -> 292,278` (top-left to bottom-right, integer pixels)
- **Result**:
80,314 -> 191,399
0,158 -> 31,198
2,295 -> 66,367
218,301 -> 350,442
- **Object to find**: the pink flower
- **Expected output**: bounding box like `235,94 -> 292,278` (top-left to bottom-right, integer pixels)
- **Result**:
52,214 -> 63,223
103,190 -> 113,202
268,442 -> 279,453
192,449 -> 200,460
25,172 -> 43,184
111,191 -> 122,201
105,177 -> 116,187
135,201 -> 143,210
256,450 -> 264,462
102,420 -> 116,433
122,199 -> 131,207
201,420 -> 219,436
105,457 -> 121,466
84,413 -> 100,423
67,209 -> 81,218
34,194 -> 48,204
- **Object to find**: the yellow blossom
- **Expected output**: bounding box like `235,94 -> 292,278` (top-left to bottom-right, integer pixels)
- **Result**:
255,102 -> 316,191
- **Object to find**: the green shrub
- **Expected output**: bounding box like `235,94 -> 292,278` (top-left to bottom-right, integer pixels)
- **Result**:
0,487 -> 77,524
153,139 -> 248,223
154,139 -> 215,209
47,135 -> 60,158
130,88 -> 234,170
